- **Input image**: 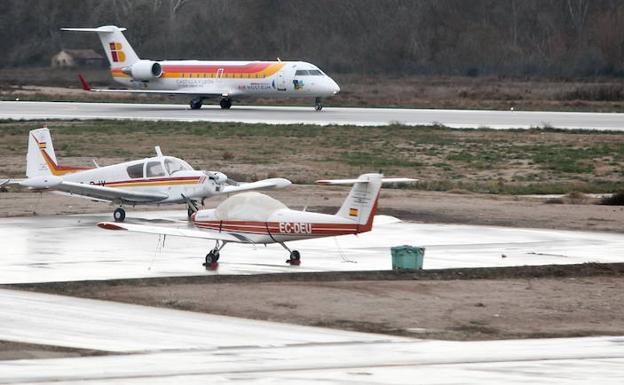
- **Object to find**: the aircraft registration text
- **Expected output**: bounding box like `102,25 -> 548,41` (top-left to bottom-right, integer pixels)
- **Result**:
278,222 -> 312,234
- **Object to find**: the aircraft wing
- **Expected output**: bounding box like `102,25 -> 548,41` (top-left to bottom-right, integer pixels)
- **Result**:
78,75 -> 239,97
97,222 -> 250,242
220,178 -> 292,194
56,181 -> 168,203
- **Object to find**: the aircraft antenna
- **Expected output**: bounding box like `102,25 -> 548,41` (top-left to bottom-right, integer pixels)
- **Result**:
333,237 -> 356,263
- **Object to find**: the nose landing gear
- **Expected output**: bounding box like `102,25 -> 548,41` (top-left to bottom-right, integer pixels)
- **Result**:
314,97 -> 323,111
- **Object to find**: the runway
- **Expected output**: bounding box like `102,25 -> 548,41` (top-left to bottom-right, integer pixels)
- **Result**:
1,289 -> 622,384
1,211 -> 623,284
1,101 -> 623,129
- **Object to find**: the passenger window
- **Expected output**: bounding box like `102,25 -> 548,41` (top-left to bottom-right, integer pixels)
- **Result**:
126,162 -> 144,179
295,70 -> 309,76
309,70 -> 323,76
165,158 -> 186,175
146,161 -> 165,177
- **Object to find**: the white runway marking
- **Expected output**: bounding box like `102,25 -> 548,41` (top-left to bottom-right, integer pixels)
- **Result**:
1,101 -> 623,130
0,289 -> 622,384
0,212 -> 623,284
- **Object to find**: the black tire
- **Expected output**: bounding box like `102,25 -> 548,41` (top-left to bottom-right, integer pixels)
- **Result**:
290,250 -> 300,261
113,208 -> 126,222
220,99 -> 232,109
205,251 -> 219,265
315,104 -> 323,111
190,99 -> 202,110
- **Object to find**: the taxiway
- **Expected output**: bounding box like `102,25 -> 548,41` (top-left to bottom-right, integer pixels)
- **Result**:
0,289 -> 622,384
1,211 -> 622,284
1,101 -> 623,129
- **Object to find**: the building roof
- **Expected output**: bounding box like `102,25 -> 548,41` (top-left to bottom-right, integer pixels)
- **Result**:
58,49 -> 104,60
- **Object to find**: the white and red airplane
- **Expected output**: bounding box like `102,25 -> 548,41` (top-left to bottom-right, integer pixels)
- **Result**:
0,128 -> 290,222
62,25 -> 341,111
98,173 -> 415,269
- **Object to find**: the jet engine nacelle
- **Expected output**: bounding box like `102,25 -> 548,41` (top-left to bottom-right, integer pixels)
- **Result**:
123,60 -> 163,81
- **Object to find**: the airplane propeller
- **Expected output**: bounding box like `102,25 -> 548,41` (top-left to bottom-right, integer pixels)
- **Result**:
201,171 -> 241,187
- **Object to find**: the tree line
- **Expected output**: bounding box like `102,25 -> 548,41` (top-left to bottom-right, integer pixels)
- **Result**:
1,0 -> 623,77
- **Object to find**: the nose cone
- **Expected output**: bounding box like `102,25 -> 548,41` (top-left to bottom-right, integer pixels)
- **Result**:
328,77 -> 340,95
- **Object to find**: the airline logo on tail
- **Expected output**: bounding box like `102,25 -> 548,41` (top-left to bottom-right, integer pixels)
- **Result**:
31,133 -> 89,176
109,42 -> 125,62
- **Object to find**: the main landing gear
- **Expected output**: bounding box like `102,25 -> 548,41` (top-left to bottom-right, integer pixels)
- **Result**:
113,207 -> 126,222
203,240 -> 227,270
190,97 -> 203,110
279,242 -> 301,266
314,97 -> 323,111
219,98 -> 232,109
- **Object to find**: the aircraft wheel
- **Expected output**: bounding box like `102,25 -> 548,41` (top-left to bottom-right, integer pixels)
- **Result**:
220,98 -> 232,109
113,208 -> 126,222
314,97 -> 323,111
203,251 -> 219,270
190,98 -> 203,110
288,250 -> 301,266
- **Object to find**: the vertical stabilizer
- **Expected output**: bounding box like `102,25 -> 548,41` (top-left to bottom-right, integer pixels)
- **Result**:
27,128 -> 56,178
61,26 -> 139,68
336,173 -> 383,232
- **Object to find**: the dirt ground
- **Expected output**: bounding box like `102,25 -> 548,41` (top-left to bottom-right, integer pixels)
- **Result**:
0,340 -> 106,361
10,264 -> 624,343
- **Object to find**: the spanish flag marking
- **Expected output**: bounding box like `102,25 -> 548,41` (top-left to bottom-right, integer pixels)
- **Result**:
349,208 -> 359,217
38,142 -> 46,149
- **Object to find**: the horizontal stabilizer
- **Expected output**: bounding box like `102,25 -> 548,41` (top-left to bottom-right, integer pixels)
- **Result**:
316,177 -> 417,185
61,26 -> 126,33
0,178 -> 24,187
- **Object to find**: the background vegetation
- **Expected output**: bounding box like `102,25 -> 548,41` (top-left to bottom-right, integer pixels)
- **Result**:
1,0 -> 624,77
1,120 -> 623,194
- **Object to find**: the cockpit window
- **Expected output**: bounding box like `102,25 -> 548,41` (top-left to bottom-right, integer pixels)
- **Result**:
165,158 -> 191,175
146,161 -> 165,178
308,70 -> 323,76
295,70 -> 309,76
126,162 -> 144,179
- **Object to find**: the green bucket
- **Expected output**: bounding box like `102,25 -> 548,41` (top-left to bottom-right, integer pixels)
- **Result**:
391,245 -> 425,270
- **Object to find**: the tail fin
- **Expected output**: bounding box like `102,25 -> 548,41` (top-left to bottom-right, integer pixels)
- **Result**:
26,128 -> 90,178
61,26 -> 139,68
316,174 -> 417,233
27,128 -> 57,178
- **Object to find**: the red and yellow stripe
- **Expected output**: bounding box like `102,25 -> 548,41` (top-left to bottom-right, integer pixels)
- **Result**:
103,176 -> 201,188
33,134 -> 90,176
111,62 -> 285,79
193,220 -> 360,237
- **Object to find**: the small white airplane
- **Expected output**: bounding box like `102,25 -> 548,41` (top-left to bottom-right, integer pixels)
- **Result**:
1,127 -> 291,222
98,173 -> 415,269
62,25 -> 341,111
